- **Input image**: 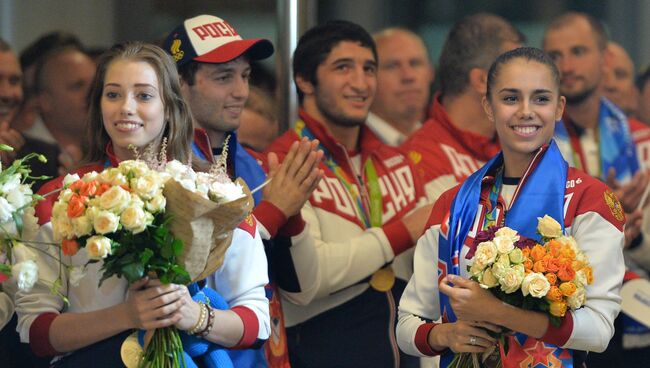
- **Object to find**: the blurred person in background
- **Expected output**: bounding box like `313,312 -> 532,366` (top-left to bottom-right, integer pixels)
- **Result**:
239,85 -> 279,152
368,28 -> 434,146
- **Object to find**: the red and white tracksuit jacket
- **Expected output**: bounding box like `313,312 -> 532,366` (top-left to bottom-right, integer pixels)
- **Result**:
265,110 -> 426,328
400,94 -> 500,203
14,147 -> 270,359
397,167 -> 625,357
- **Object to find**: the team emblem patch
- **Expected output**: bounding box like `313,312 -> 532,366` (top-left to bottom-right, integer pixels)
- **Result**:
170,39 -> 184,61
408,150 -> 422,165
604,190 -> 624,221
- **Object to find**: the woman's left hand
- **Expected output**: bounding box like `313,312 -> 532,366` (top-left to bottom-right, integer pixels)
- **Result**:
168,284 -> 202,331
439,274 -> 502,323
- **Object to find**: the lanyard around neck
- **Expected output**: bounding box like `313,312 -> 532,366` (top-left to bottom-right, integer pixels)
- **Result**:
295,120 -> 383,228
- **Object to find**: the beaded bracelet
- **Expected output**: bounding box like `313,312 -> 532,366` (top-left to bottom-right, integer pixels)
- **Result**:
188,302 -> 208,335
197,305 -> 215,337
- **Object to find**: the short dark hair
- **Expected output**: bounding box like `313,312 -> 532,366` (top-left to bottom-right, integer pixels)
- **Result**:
177,60 -> 202,86
19,31 -> 83,69
292,20 -> 377,103
544,12 -> 608,51
486,47 -> 560,100
438,13 -> 525,98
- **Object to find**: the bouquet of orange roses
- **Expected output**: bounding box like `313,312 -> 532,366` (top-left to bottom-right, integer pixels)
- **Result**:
450,215 -> 593,368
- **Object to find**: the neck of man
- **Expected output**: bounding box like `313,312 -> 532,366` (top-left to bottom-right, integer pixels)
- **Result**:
565,91 -> 601,130
443,92 -> 495,138
373,108 -> 423,136
303,99 -> 360,152
207,129 -> 227,150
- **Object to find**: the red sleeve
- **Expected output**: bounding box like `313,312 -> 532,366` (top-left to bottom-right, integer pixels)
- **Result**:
29,312 -> 60,357
230,306 -> 260,349
414,323 -> 446,356
540,313 -> 574,347
253,200 -> 287,238
382,220 -> 412,256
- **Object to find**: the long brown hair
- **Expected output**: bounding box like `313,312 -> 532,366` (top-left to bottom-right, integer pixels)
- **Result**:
83,42 -> 194,164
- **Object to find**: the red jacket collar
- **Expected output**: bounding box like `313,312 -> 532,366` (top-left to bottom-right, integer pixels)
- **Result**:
193,128 -> 214,163
428,93 -> 499,161
105,142 -> 120,167
298,109 -> 384,162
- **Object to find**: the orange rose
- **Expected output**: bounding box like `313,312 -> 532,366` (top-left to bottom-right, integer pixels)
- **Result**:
522,248 -> 531,258
550,301 -> 568,317
67,194 -> 86,218
545,257 -> 561,273
96,183 -> 112,196
80,180 -> 99,197
62,238 -> 80,256
530,244 -> 546,262
547,240 -> 562,257
559,282 -> 577,296
559,246 -> 576,260
120,184 -> 132,192
572,260 -> 586,271
523,259 -> 534,271
533,260 -> 546,273
557,263 -> 576,282
546,286 -> 563,302
545,273 -> 558,285
69,180 -> 84,193
583,267 -> 594,285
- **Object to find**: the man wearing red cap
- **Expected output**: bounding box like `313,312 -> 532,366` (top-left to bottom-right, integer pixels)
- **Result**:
164,14 -> 323,368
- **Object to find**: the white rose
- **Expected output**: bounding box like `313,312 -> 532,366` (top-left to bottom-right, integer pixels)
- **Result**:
521,272 -> 551,298
93,211 -> 120,234
71,215 -> 93,237
165,160 -> 189,180
68,266 -> 86,287
99,186 -> 130,213
0,197 -> 15,223
52,217 -> 74,241
146,193 -> 166,213
85,235 -> 112,260
130,174 -> 162,200
100,168 -> 127,186
20,207 -> 39,241
575,269 -> 588,287
492,254 -> 512,279
472,241 -> 498,270
493,235 -> 515,254
62,173 -> 81,187
195,173 -> 212,197
81,171 -> 99,182
499,264 -> 525,294
208,181 -> 244,203
479,267 -> 500,288
119,160 -> 150,177
52,201 -> 68,218
567,286 -> 586,309
120,205 -> 147,234
494,227 -> 520,242
59,189 -> 74,202
12,260 -> 39,292
537,215 -> 563,239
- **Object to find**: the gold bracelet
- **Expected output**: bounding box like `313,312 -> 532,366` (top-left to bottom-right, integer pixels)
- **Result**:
198,305 -> 215,337
187,302 -> 207,335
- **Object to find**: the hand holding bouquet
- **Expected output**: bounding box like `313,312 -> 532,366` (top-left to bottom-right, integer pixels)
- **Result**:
450,215 -> 593,368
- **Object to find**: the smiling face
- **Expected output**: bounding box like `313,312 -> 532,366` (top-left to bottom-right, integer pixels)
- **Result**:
181,56 -> 250,135
483,58 -> 565,172
0,50 -> 23,125
101,59 -> 166,160
298,41 -> 377,127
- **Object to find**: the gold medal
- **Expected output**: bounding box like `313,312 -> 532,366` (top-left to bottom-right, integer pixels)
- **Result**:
369,266 -> 395,292
121,331 -> 143,368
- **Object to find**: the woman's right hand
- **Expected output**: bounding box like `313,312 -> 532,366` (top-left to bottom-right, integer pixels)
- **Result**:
429,320 -> 499,353
123,277 -> 187,330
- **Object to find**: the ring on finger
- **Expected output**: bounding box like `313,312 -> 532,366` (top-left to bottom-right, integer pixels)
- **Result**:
469,336 -> 477,345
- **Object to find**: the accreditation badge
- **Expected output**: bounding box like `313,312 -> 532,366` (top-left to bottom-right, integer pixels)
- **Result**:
370,266 -> 395,292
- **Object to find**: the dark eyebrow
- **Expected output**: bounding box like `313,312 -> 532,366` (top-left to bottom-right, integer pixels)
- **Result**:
104,83 -> 157,89
498,88 -> 553,94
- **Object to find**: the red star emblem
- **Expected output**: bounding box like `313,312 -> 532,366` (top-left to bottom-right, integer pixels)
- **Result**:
503,337 -> 565,368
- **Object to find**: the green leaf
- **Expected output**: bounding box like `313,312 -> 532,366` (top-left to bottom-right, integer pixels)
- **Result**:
11,212 -> 23,237
140,248 -> 154,264
0,263 -> 11,276
122,262 -> 145,284
171,239 -> 183,257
